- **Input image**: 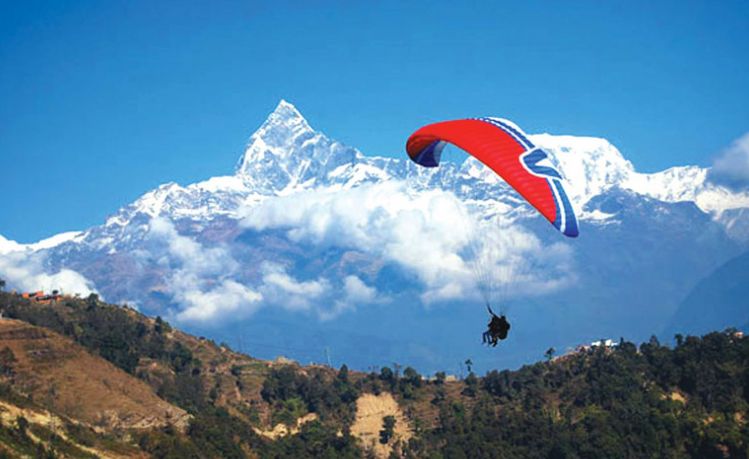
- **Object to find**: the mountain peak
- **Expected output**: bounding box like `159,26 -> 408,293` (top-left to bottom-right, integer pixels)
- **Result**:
272,99 -> 305,121
259,99 -> 312,139
235,100 -> 318,177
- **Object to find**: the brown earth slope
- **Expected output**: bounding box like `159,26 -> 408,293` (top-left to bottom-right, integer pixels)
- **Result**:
350,392 -> 412,458
0,318 -> 189,432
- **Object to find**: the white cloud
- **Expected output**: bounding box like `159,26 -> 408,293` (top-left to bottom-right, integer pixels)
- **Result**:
241,182 -> 474,302
149,217 -> 237,276
258,262 -> 329,312
176,279 -> 263,322
144,217 -> 380,323
321,275 -> 380,321
143,185 -> 572,324
0,234 -> 25,255
256,265 -> 381,321
241,182 -> 572,306
342,275 -> 377,303
708,132 -> 749,190
147,217 -> 261,324
0,251 -> 97,296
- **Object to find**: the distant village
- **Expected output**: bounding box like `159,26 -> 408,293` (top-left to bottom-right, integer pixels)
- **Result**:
18,290 -> 67,305
0,277 -> 75,306
0,287 -> 70,319
0,285 -> 76,314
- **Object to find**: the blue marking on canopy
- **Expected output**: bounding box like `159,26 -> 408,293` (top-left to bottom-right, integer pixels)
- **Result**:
551,179 -> 563,232
478,117 -> 535,150
521,149 -> 563,180
415,140 -> 445,167
553,179 -> 579,237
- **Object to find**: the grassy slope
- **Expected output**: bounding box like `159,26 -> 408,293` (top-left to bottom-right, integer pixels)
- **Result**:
0,319 -> 188,430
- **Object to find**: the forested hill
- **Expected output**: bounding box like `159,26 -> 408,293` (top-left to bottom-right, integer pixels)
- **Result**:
0,291 -> 747,458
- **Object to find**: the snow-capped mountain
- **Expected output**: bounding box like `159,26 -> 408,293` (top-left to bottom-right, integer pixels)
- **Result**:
2,100 -> 747,372
82,100 -> 749,236
535,133 -> 749,216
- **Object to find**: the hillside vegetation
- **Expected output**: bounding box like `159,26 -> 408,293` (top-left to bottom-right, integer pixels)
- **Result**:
0,291 -> 747,458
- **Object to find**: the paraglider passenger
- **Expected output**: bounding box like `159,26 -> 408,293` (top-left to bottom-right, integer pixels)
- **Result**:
483,305 -> 510,347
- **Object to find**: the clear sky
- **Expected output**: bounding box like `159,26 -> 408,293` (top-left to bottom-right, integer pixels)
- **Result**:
1,0 -> 748,242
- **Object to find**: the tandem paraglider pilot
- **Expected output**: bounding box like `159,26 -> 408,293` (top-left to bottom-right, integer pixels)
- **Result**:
482,305 -> 510,347
405,116 -> 579,349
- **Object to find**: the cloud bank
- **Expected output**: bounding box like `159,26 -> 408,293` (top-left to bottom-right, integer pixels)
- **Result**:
1,180 -> 573,327
258,262 -> 329,312
708,132 -> 749,190
0,250 -> 97,296
145,218 -> 380,323
146,217 -> 263,323
324,274 -> 380,321
241,182 -> 573,305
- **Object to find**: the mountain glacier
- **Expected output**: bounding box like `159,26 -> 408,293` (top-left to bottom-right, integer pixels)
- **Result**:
1,100 -> 748,373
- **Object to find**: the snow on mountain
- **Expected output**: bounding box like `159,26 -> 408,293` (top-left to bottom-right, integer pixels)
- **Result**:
531,134 -> 633,206
235,99 -> 363,193
28,231 -> 85,251
0,232 -> 84,254
532,133 -> 749,216
233,101 -> 749,222
94,177 -> 255,251
12,99 -> 749,254
116,176 -> 252,222
9,99 -> 749,254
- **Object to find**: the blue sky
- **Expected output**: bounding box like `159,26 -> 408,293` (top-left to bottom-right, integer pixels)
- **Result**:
1,0 -> 748,242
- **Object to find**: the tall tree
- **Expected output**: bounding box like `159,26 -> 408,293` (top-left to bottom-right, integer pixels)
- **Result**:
379,416 -> 396,444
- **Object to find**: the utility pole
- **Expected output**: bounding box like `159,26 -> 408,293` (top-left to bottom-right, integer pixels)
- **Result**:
324,347 -> 332,367
393,363 -> 402,381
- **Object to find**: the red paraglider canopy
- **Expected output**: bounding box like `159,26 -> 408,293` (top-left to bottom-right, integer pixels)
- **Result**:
406,117 -> 578,237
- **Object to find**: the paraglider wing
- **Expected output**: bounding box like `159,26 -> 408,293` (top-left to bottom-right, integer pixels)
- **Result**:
406,117 -> 579,237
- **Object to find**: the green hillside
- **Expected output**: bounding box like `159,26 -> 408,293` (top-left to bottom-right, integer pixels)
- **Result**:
0,291 -> 747,458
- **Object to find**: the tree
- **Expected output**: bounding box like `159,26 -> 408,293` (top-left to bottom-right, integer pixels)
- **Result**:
338,364 -> 350,383
462,373 -> 478,397
0,279 -> 5,291
86,293 -> 99,309
379,415 -> 396,444
16,416 -> 28,433
155,316 -> 172,334
545,347 -> 556,362
380,366 -> 395,389
402,367 -> 422,388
